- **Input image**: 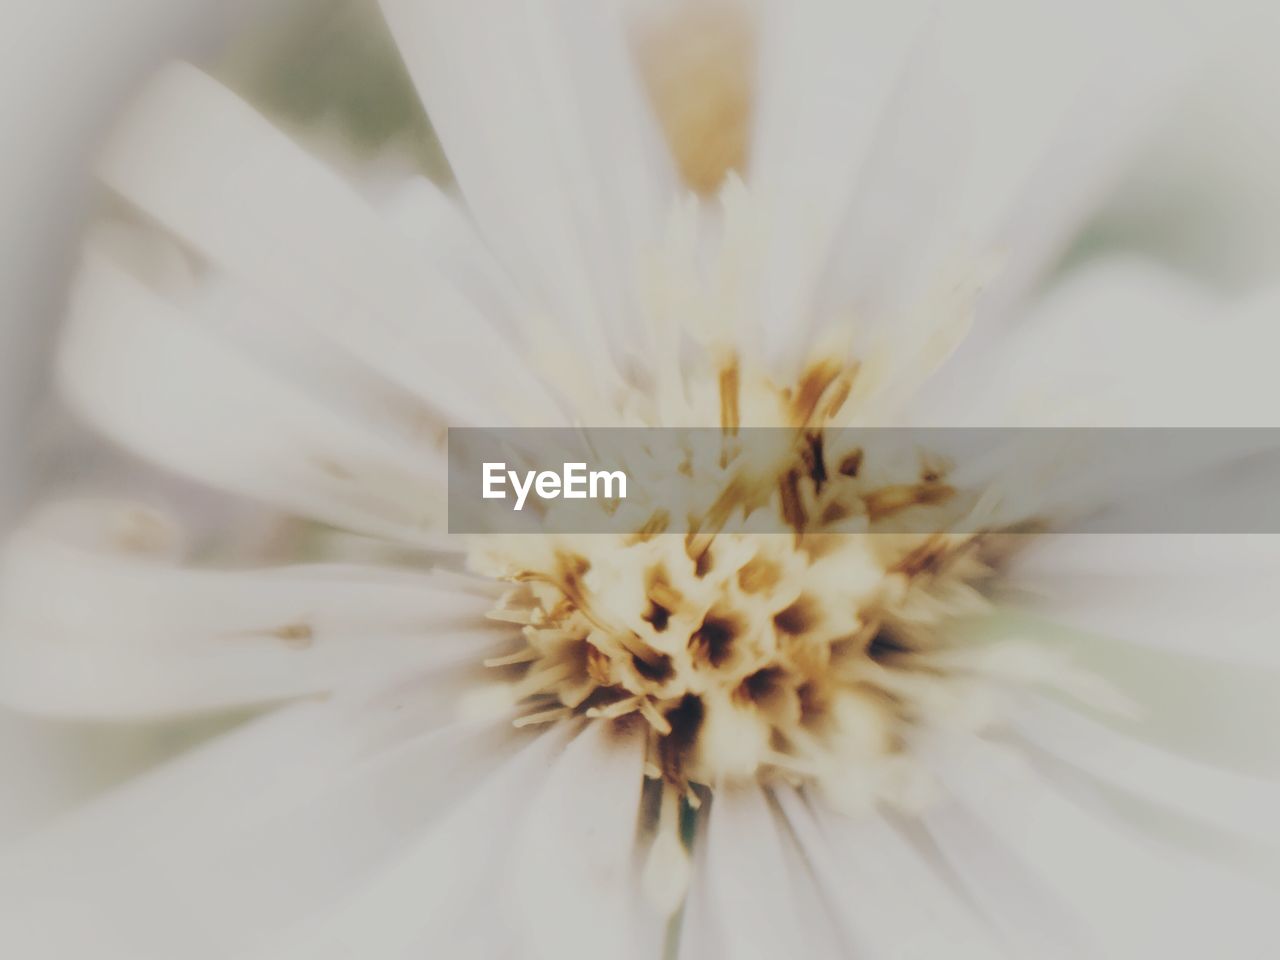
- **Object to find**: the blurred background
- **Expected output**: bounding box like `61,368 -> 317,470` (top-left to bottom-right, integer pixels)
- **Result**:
3,0 -> 1280,842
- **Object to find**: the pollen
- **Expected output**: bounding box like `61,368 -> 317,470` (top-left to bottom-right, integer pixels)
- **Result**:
470,354 -> 1010,818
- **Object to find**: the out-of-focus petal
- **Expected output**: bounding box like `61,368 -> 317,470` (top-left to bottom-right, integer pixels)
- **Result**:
61,256 -> 452,542
777,786 -> 1008,959
500,721 -> 660,960
1010,695 -> 1280,845
1007,534 -> 1280,668
927,733 -> 1280,957
0,499 -> 504,717
97,62 -> 561,427
920,800 -> 1096,958
378,176 -> 531,340
249,723 -> 576,959
929,0 -> 1196,325
749,0 -> 932,364
379,0 -> 676,365
767,0 -> 1197,361
947,258 -> 1280,427
0,675 -> 525,959
678,785 -> 829,959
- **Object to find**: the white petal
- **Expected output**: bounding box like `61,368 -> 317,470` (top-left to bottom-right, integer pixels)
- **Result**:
917,256 -> 1201,426
0,708 -> 178,846
937,0 -> 1195,322
749,0 -> 932,363
808,19 -> 970,336
61,255 -> 450,542
947,258 -> 1280,435
188,269 -> 462,461
917,262 -> 1280,532
252,724 -> 576,959
919,802 -> 1101,958
776,0 -> 1196,355
378,177 -> 530,340
379,0 -> 675,363
1006,533 -> 1280,667
928,733 -> 1280,957
966,258 -> 1280,427
769,796 -> 851,959
97,61 -> 560,426
0,678 -> 523,960
78,220 -> 448,475
500,721 -> 659,960
678,785 -> 821,959
0,499 -> 503,717
1007,533 -> 1280,581
980,611 -> 1280,780
776,787 -> 1008,959
1010,696 -> 1280,847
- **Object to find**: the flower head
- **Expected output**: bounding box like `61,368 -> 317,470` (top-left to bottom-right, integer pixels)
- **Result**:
2,1 -> 1280,958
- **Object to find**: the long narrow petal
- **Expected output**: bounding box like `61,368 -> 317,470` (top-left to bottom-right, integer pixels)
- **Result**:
62,257 -> 451,542
0,677 -> 524,960
919,802 -> 1100,957
97,61 -> 561,426
928,733 -> 1280,957
0,499 -> 504,717
250,724 -> 576,959
1010,696 -> 1280,846
500,721 -> 661,960
941,259 -> 1280,428
378,176 -> 530,340
916,264 -> 1280,540
678,785 -> 825,959
777,787 -> 1008,958
824,0 -> 1195,336
749,0 -> 932,363
1006,533 -> 1280,668
379,0 -> 676,363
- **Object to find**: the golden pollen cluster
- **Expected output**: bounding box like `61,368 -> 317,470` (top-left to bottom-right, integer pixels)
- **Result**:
472,364 -> 1011,812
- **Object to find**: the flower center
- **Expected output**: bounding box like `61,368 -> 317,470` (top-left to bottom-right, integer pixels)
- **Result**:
469,358 -> 1011,816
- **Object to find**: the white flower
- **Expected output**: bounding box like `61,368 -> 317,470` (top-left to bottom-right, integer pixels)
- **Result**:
1,1 -> 1280,958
